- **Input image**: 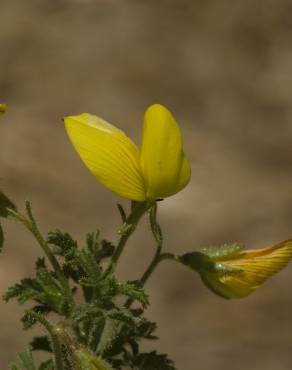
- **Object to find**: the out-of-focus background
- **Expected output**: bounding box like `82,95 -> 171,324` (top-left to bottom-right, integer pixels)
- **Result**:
1,0 -> 292,369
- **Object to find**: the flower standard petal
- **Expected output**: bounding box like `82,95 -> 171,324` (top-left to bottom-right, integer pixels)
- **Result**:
64,113 -> 146,201
140,104 -> 191,200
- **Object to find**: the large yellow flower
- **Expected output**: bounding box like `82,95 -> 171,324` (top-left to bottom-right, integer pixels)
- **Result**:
64,104 -> 191,201
180,240 -> 292,299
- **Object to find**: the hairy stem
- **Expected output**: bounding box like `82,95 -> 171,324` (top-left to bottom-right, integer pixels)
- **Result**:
26,311 -> 65,370
111,201 -> 152,268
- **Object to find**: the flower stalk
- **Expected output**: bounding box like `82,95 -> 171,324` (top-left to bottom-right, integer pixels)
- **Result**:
111,201 -> 153,268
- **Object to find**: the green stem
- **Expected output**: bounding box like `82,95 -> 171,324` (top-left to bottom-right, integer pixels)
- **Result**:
159,252 -> 177,262
125,202 -> 177,308
139,202 -> 166,287
141,251 -> 177,284
125,251 -> 175,308
111,201 -> 152,268
26,311 -> 65,370
140,246 -> 162,287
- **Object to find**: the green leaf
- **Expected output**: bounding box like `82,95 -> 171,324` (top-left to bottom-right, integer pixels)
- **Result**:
88,317 -> 107,352
3,278 -> 40,304
96,317 -> 119,355
71,303 -> 103,322
132,318 -> 157,340
47,229 -> 78,256
118,281 -> 149,308
107,308 -> 141,326
22,311 -> 38,330
30,336 -> 52,353
0,191 -> 16,218
3,257 -> 66,315
38,359 -> 54,370
17,350 -> 37,370
96,240 -> 115,261
132,351 -> 176,370
21,306 -> 51,330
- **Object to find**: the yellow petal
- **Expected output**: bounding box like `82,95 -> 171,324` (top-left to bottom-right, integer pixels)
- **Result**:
140,104 -> 191,200
64,113 -> 146,201
0,104 -> 7,116
207,240 -> 292,299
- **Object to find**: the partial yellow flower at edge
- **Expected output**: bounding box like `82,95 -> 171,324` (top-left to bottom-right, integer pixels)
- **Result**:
0,104 -> 7,116
180,240 -> 292,299
212,240 -> 292,298
64,104 -> 191,201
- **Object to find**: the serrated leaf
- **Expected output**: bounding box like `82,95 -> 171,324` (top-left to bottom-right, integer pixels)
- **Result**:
30,336 -> 52,353
47,230 -> 78,256
3,278 -> 40,304
22,311 -> 38,330
133,351 -> 176,370
96,240 -> 115,261
21,305 -> 51,330
130,318 -> 157,340
118,281 -> 149,307
107,308 -> 141,326
72,303 -> 103,322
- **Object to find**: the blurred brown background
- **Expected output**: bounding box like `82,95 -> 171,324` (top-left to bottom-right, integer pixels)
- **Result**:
1,0 -> 292,369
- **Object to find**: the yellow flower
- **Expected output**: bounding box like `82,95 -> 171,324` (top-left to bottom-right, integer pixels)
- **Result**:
64,104 -> 191,201
180,240 -> 292,299
0,104 -> 7,116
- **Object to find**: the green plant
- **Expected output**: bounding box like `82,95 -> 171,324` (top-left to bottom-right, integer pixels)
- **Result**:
1,104 -> 291,370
